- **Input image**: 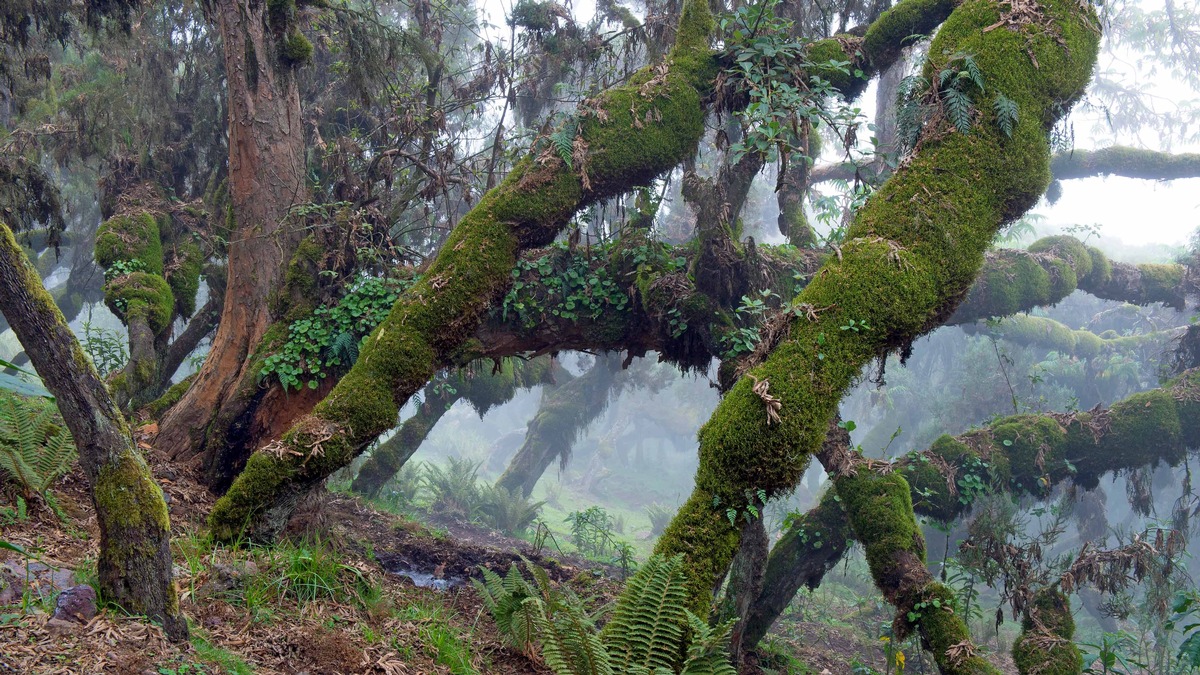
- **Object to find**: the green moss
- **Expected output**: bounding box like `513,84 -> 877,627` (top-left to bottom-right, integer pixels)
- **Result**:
96,213 -> 164,275
1085,246 -> 1112,286
144,375 -> 194,419
167,241 -> 203,318
94,450 -> 170,532
1012,588 -> 1080,675
1089,388 -> 1183,475
655,0 -> 1099,626
1028,235 -> 1093,280
281,30 -> 313,65
1138,263 -> 1184,302
104,272 -> 175,334
837,472 -> 925,586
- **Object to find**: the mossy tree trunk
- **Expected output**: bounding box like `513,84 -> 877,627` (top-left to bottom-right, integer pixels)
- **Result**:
0,223 -> 186,640
206,0 -> 720,541
495,352 -> 622,497
157,0 -> 310,473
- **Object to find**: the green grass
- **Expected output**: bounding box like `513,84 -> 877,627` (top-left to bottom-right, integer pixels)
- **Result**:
394,601 -> 481,675
190,629 -> 255,674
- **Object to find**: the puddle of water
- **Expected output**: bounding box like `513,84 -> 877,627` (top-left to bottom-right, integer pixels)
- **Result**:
388,567 -> 464,591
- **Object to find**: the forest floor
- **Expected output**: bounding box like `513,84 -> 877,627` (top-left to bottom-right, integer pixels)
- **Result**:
0,425 -> 901,675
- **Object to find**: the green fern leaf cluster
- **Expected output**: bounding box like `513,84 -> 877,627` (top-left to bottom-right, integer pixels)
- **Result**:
476,554 -> 737,675
329,330 -> 360,366
549,116 -> 579,169
0,393 -> 76,498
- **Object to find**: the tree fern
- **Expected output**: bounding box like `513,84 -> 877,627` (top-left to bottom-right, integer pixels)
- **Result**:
602,554 -> 689,672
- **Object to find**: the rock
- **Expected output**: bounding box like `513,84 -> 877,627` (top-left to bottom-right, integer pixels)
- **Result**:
53,585 -> 97,623
45,617 -> 82,635
196,561 -> 259,597
0,567 -> 21,606
0,561 -> 75,604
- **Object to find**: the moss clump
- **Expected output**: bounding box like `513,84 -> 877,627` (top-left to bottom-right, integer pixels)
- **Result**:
104,271 -> 175,335
144,375 -> 194,419
1138,262 -> 1184,300
1028,235 -> 1093,281
1012,588 -> 1080,675
837,472 -> 925,593
167,241 -> 203,318
96,213 -> 164,275
281,30 -> 313,65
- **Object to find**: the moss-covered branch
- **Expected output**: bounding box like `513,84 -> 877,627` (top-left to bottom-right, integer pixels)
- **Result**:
1049,146 -> 1200,181
954,236 -> 1187,322
813,146 -> 1200,184
653,0 -> 1100,625
961,313 -> 1184,357
207,0 -> 719,541
746,371 -> 1200,652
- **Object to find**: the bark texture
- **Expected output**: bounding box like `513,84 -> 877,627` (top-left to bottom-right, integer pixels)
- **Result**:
157,0 -> 309,470
0,223 -> 185,640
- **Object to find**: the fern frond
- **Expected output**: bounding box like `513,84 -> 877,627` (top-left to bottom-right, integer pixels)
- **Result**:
329,331 -> 360,365
0,395 -> 74,497
602,554 -> 689,672
943,89 -> 974,133
550,117 -> 579,169
993,93 -> 1019,138
678,611 -> 737,675
963,55 -> 985,91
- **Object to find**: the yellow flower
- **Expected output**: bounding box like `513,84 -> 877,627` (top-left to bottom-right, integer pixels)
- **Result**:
896,650 -> 906,674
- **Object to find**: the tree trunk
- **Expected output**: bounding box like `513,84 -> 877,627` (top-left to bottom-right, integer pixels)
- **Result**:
157,0 -> 308,475
496,353 -> 620,497
0,223 -> 186,640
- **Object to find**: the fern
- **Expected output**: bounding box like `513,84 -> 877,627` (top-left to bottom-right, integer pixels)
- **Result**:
549,116 -> 579,169
993,93 -> 1020,138
943,89 -> 974,133
602,554 -> 690,672
329,331 -> 360,366
477,555 -> 737,675
0,393 -> 76,498
679,612 -> 737,675
894,75 -> 931,153
473,564 -> 540,655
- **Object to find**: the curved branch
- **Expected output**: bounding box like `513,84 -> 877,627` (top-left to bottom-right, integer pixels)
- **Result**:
961,313 -> 1184,357
208,0 -> 720,541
